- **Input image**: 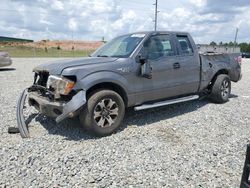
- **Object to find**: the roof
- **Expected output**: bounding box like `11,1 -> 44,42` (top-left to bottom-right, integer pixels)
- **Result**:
0,36 -> 33,42
121,31 -> 190,37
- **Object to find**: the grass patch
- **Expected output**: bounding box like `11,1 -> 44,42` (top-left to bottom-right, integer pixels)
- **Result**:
0,46 -> 95,57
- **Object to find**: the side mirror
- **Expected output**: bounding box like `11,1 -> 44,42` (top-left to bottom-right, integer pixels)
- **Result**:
137,53 -> 146,64
141,61 -> 152,79
137,53 -> 152,79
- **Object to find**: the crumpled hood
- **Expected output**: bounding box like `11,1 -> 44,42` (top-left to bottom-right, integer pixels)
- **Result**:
33,57 -> 118,75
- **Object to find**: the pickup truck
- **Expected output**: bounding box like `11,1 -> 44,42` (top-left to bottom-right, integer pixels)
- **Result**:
16,31 -> 242,138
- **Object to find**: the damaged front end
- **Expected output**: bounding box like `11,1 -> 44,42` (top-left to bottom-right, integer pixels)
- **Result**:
16,71 -> 86,138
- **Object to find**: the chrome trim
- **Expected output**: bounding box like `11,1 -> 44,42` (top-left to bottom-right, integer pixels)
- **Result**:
134,95 -> 199,111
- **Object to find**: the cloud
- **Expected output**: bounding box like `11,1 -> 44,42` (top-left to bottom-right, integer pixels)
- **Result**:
189,0 -> 206,8
0,0 -> 249,43
68,18 -> 78,31
200,0 -> 250,14
51,0 -> 64,10
157,0 -> 250,43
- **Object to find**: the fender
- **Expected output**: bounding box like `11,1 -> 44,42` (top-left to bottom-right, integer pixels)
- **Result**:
75,71 -> 132,96
209,62 -> 230,80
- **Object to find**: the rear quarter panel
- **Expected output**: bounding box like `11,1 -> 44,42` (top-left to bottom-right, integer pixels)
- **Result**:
199,53 -> 241,91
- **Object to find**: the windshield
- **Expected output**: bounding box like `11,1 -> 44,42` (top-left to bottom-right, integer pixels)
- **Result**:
92,34 -> 145,58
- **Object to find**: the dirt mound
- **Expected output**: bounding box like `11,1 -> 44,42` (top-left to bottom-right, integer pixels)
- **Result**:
25,40 -> 104,50
1,40 -> 104,51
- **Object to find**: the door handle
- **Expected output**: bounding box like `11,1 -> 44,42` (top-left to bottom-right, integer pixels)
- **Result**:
173,62 -> 180,69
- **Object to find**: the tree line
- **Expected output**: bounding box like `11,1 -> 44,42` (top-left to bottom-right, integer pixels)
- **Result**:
209,41 -> 250,52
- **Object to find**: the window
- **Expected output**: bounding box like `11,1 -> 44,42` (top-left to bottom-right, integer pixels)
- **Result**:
92,34 -> 145,58
146,35 -> 175,60
177,35 -> 193,55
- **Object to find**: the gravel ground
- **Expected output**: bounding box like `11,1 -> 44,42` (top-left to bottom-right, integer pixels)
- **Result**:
0,58 -> 249,187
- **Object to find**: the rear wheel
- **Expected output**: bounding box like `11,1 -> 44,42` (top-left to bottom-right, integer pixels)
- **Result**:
79,90 -> 125,136
210,74 -> 231,103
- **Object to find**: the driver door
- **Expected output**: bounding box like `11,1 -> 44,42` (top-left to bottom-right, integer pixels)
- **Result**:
135,34 -> 197,105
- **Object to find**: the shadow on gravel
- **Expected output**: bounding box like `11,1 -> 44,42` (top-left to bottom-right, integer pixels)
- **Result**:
0,68 -> 16,71
33,94 -> 238,140
229,94 -> 238,98
35,115 -> 95,141
120,99 -> 210,131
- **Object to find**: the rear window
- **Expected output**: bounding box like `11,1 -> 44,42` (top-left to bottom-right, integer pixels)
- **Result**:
177,35 -> 193,55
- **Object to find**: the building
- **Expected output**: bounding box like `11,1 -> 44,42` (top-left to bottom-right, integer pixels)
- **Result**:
0,36 -> 33,43
197,44 -> 241,53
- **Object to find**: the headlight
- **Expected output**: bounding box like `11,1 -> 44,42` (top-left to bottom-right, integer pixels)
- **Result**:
47,75 -> 75,98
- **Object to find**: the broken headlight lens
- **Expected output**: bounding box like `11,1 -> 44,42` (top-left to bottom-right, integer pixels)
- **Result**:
47,75 -> 75,97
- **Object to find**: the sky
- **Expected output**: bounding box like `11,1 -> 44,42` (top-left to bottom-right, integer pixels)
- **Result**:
0,0 -> 250,44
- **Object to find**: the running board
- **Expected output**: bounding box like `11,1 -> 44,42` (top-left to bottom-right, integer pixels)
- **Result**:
134,95 -> 199,111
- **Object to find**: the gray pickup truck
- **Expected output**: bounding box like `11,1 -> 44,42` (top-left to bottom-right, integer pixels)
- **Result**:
16,31 -> 242,137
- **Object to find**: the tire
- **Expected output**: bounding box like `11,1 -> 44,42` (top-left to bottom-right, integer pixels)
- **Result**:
16,88 -> 30,138
79,89 -> 125,136
210,74 -> 231,103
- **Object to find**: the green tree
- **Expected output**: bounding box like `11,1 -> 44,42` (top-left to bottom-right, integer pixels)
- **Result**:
210,41 -> 217,46
228,41 -> 234,46
239,43 -> 250,52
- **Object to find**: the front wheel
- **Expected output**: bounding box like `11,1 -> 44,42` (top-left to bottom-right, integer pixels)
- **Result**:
210,74 -> 231,103
79,90 -> 125,136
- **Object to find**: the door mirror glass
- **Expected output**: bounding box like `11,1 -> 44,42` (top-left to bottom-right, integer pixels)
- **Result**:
141,59 -> 152,79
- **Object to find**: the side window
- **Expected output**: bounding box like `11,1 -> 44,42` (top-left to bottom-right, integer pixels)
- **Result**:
177,35 -> 193,55
146,35 -> 175,60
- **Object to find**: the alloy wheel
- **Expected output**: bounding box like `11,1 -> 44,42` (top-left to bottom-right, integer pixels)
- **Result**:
93,98 -> 119,127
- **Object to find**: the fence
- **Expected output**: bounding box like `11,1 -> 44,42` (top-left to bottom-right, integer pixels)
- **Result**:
198,44 -> 241,53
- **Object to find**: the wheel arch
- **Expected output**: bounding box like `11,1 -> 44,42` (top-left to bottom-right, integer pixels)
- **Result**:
75,71 -> 132,107
212,69 -> 229,82
86,82 -> 128,107
208,69 -> 229,90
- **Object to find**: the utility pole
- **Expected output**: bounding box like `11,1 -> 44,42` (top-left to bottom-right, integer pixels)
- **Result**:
153,0 -> 159,31
233,27 -> 239,52
72,30 -> 75,57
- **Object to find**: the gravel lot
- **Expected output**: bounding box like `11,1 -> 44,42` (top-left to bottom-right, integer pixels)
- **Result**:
0,58 -> 249,187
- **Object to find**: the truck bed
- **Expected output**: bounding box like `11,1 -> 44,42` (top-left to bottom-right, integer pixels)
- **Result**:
199,52 -> 242,91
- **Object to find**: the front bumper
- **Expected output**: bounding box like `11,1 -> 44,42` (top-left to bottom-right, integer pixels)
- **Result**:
28,90 -> 86,123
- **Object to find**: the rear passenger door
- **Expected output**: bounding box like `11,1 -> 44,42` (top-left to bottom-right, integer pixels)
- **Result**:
174,35 -> 200,94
